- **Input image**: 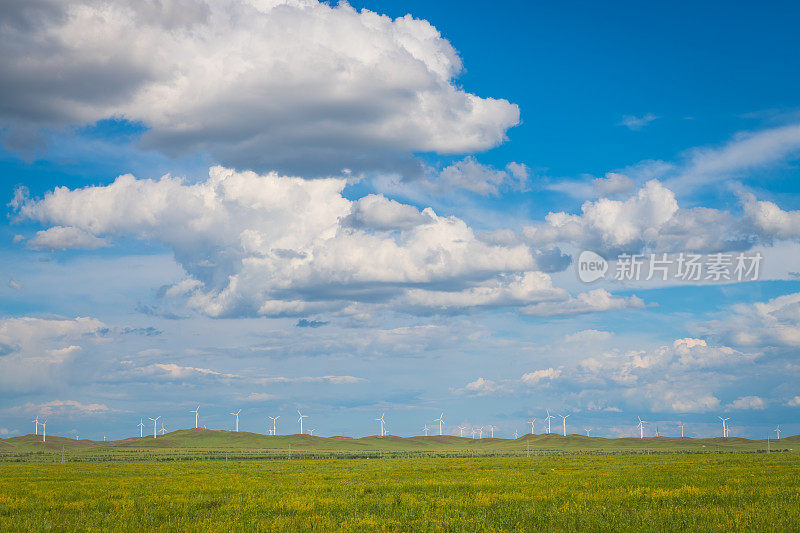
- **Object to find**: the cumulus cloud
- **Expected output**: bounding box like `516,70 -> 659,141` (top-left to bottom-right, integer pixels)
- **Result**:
460,377 -> 498,395
520,289 -> 644,317
788,396 -> 800,407
423,157 -> 529,196
522,179 -> 800,255
15,166 -> 596,318
6,399 -> 114,417
702,292 -> 800,349
521,367 -> 561,384
28,226 -> 109,250
0,0 -> 519,175
593,173 -> 635,197
729,396 -> 766,410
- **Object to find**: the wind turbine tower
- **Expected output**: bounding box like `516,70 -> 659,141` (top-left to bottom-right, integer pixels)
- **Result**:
297,410 -> 308,435
423,424 -> 430,436
558,413 -> 570,436
545,410 -> 555,434
32,416 -> 40,436
149,416 -> 160,438
137,418 -> 144,438
718,416 -> 730,438
231,409 -> 241,432
585,428 -> 591,437
433,412 -> 444,435
775,425 -> 781,440
191,405 -> 200,429
637,417 -> 646,439
41,419 -> 47,442
679,421 -> 685,438
528,418 -> 536,435
268,416 -> 279,436
376,413 -> 386,437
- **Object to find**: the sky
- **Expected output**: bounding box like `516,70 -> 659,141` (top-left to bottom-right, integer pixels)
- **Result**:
1,0 -> 799,440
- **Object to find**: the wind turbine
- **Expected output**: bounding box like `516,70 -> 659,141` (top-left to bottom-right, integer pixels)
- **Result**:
268,416 -> 279,436
376,413 -> 386,437
775,425 -> 781,440
231,409 -> 241,432
308,428 -> 314,436
514,429 -> 519,439
458,425 -> 467,437
159,422 -> 167,435
585,428 -> 591,437
545,410 -> 555,434
637,416 -> 646,439
470,427 -> 476,439
149,416 -> 160,438
488,425 -> 496,438
679,421 -> 685,438
433,412 -> 444,435
528,418 -> 536,435
718,416 -> 730,438
558,413 -> 570,436
32,415 -> 40,436
137,418 -> 144,438
41,419 -> 47,442
190,405 -> 200,429
423,424 -> 430,436
297,410 -> 308,435
477,426 -> 483,439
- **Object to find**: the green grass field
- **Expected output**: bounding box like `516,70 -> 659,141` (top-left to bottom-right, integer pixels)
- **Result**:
2,431 -> 798,531
1,454 -> 799,531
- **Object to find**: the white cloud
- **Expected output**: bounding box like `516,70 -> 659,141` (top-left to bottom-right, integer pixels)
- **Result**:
16,166 -> 558,318
28,226 -> 109,250
704,292 -> 800,348
462,377 -> 498,395
137,363 -> 230,379
6,399 -> 114,417
520,289 -> 644,317
742,193 -> 800,240
593,172 -> 635,196
673,123 -> 800,190
245,392 -> 279,402
0,0 -> 519,175
788,396 -> 800,407
424,157 -> 528,196
668,394 -> 721,413
0,316 -> 106,393
0,428 -> 17,436
521,367 -> 561,384
619,113 -> 659,131
729,396 -> 766,410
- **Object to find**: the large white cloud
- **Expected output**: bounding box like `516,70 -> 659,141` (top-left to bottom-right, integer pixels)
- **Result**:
0,0 -> 519,174
16,166 -> 646,318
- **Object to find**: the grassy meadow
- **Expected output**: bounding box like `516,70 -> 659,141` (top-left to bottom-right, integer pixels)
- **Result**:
1,454 -> 799,531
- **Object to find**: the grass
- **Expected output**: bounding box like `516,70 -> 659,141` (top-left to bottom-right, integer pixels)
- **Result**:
0,454 -> 798,531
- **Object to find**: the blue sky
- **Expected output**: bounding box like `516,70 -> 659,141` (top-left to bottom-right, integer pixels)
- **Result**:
1,0 -> 799,440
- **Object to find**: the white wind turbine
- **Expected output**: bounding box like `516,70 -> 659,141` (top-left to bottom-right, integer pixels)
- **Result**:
190,405 -> 200,429
558,413 -> 570,436
268,416 -> 279,436
775,425 -> 781,440
32,415 -> 40,436
149,416 -> 160,438
41,419 -> 47,443
231,409 -> 241,432
585,428 -> 591,437
637,416 -> 646,439
679,421 -> 685,438
423,424 -> 430,436
376,413 -> 386,437
514,429 -> 519,439
297,410 -> 308,435
137,418 -> 144,438
477,426 -> 483,439
528,418 -> 536,435
545,410 -> 555,434
159,422 -> 167,435
470,427 -> 476,439
458,425 -> 467,437
718,416 -> 730,438
433,412 -> 444,435
488,425 -> 496,438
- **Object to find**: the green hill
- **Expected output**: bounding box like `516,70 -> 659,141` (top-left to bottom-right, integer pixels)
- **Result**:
2,429 -> 797,458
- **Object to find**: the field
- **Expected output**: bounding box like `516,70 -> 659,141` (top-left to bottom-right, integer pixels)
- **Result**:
1,431 -> 799,531
1,454 -> 799,531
